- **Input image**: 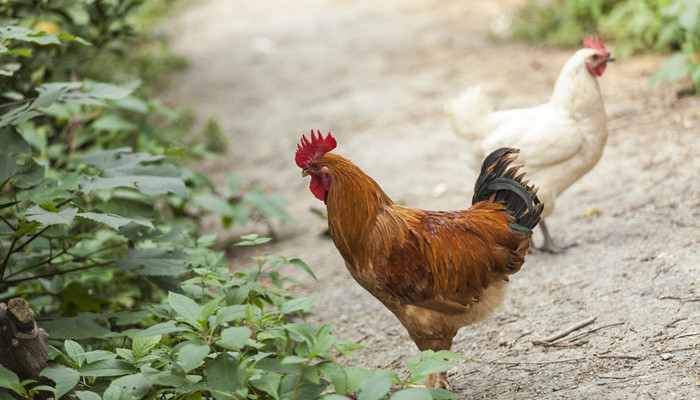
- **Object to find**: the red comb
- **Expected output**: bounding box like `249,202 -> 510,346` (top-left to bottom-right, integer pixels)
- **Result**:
295,130 -> 337,168
583,36 -> 608,53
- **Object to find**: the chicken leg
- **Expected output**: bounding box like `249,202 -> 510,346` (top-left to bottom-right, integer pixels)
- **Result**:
534,220 -> 577,253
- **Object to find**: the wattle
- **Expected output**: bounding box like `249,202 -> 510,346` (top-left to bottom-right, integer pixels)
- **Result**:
310,177 -> 327,203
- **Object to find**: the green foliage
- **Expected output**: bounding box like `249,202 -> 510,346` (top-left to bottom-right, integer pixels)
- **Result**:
512,0 -> 700,93
0,236 -> 460,399
0,0 -> 288,343
512,0 -> 616,47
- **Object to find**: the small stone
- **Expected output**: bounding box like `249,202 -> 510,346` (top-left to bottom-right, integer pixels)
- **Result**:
660,353 -> 674,361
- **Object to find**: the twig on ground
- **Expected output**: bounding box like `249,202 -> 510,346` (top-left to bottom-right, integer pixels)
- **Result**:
532,316 -> 596,345
512,330 -> 532,344
597,354 -> 645,360
675,331 -> 700,339
557,322 -> 625,344
479,357 -> 585,366
665,317 -> 686,328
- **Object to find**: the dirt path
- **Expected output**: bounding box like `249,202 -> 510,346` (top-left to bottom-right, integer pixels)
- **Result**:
163,1 -> 700,398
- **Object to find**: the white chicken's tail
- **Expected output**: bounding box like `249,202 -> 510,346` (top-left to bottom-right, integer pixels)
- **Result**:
444,86 -> 494,170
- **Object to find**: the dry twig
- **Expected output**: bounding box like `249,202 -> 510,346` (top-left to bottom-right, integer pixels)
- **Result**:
532,316 -> 596,345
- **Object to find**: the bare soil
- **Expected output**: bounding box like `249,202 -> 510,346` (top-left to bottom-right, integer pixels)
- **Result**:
163,1 -> 700,398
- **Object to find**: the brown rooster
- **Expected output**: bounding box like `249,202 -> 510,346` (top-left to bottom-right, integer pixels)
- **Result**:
296,131 -> 542,390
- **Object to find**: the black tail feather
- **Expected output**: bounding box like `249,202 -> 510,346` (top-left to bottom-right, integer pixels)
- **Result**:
472,148 -> 543,232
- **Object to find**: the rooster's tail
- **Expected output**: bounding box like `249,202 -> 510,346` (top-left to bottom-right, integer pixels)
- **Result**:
472,148 -> 543,233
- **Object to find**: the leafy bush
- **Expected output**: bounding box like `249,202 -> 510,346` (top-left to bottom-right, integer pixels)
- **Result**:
0,235 -> 461,399
512,0 -> 700,93
0,2 -> 288,340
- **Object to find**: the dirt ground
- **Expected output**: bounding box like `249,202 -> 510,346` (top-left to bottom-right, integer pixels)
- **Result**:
162,1 -> 700,398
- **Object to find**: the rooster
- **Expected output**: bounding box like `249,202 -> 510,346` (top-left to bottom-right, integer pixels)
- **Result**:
296,131 -> 542,390
445,36 -> 614,252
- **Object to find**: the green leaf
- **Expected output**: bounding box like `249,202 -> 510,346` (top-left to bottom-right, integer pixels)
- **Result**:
82,350 -> 117,364
78,212 -> 154,230
177,344 -> 210,373
678,0 -> 699,30
102,385 -> 121,400
64,340 -> 86,366
288,258 -> 318,280
201,297 -> 222,320
56,31 -> 90,46
41,313 -> 112,339
219,326 -> 252,350
74,391 -> 102,400
91,114 -> 138,132
168,291 -> 203,326
284,323 -> 315,346
243,190 -> 291,221
227,173 -> 242,194
280,297 -> 316,314
213,305 -> 247,327
0,26 -> 60,45
108,373 -> 152,398
651,52 -> 691,84
140,365 -> 189,387
113,96 -> 150,114
250,372 -> 281,400
135,321 -> 190,337
40,365 -> 79,398
426,388 -> 460,399
358,375 -> 393,400
80,175 -> 188,197
116,348 -> 137,363
79,359 -> 135,377
390,388 -> 434,400
25,205 -> 78,226
207,353 -> 240,398
132,335 -> 161,359
0,363 -> 21,391
115,247 -> 190,277
191,193 -> 248,223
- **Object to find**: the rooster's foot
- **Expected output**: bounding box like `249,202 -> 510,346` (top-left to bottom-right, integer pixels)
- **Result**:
425,372 -> 453,391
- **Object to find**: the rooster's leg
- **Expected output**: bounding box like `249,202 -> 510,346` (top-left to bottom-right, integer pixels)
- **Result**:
426,371 -> 453,391
413,337 -> 455,391
534,220 -> 576,253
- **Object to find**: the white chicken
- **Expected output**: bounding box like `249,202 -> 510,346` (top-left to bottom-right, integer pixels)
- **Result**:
445,36 -> 614,252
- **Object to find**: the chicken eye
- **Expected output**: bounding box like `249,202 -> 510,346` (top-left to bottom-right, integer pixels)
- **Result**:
592,54 -> 600,61
311,163 -> 319,170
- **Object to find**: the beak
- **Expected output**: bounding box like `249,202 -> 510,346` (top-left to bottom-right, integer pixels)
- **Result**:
301,170 -> 310,177
606,55 -> 616,62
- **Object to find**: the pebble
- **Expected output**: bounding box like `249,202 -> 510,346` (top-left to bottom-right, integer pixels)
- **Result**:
660,353 -> 674,361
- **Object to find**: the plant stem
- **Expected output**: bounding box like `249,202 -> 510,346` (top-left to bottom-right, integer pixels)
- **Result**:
0,261 -> 113,285
0,236 -> 19,280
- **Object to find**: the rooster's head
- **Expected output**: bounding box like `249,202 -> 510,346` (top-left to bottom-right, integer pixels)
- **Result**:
296,130 -> 337,203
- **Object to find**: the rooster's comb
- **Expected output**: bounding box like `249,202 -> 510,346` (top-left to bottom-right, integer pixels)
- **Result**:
583,35 -> 608,54
295,130 -> 337,169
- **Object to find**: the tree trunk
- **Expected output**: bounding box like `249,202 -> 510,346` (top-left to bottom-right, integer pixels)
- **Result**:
0,298 -> 52,400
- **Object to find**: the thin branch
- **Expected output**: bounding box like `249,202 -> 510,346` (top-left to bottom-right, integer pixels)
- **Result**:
532,316 -> 597,345
12,225 -> 51,254
0,261 -> 113,285
478,357 -> 586,365
0,214 -> 17,231
556,322 -> 625,344
0,236 -> 19,280
0,97 -> 37,109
